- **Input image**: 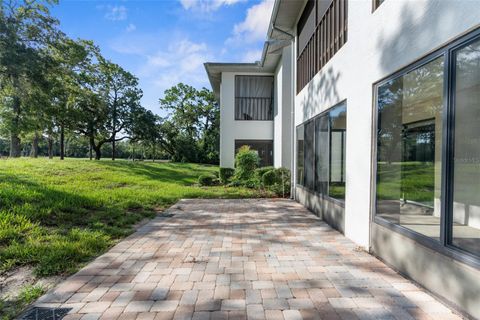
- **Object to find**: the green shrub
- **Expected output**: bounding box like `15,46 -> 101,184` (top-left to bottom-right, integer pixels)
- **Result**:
255,166 -> 275,181
262,170 -> 277,187
261,168 -> 291,197
198,174 -> 217,186
233,146 -> 260,184
219,168 -> 235,185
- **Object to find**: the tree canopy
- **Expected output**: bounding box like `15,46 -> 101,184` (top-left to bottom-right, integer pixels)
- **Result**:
0,0 -> 219,163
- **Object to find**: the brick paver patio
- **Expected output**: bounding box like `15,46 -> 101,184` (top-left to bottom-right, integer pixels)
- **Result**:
33,199 -> 462,320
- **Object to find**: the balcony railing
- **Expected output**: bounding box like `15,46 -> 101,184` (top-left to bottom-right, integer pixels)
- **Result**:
297,0 -> 348,93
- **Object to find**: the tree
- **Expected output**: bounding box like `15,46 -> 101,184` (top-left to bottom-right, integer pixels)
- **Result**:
45,37 -> 92,159
71,42 -> 108,160
197,88 -> 219,164
158,83 -> 219,163
0,0 -> 60,157
98,60 -> 143,160
72,47 -> 143,161
129,107 -> 159,160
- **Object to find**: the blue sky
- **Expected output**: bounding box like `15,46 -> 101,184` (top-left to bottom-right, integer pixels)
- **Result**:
51,0 -> 274,115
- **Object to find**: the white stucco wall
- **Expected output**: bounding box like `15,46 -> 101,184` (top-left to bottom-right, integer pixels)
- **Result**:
294,0 -> 480,248
220,72 -> 274,168
274,63 -> 283,168
274,46 -> 294,169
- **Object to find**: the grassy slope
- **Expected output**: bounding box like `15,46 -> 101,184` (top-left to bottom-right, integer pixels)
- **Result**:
0,158 -> 263,278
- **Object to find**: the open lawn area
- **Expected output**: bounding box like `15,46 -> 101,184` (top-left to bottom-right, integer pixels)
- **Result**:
0,158 -> 267,318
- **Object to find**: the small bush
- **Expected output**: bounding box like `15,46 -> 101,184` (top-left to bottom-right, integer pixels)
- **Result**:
198,174 -> 216,186
219,168 -> 235,185
233,146 -> 260,184
262,170 -> 277,187
261,168 -> 291,197
255,166 -> 275,181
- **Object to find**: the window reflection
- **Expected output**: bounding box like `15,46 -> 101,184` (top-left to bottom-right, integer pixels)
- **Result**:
297,126 -> 304,185
299,102 -> 347,201
452,38 -> 480,256
329,106 -> 347,199
376,57 -> 444,240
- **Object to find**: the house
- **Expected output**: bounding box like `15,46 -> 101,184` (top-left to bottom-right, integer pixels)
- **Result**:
204,0 -> 480,318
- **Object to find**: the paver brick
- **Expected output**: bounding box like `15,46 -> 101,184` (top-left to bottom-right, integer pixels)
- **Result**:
124,300 -> 154,313
32,199 -> 460,320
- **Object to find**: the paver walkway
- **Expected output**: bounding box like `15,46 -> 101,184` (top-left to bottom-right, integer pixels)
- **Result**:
34,199 -> 462,320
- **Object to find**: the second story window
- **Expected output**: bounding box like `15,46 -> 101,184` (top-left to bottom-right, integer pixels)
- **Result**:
235,75 -> 274,120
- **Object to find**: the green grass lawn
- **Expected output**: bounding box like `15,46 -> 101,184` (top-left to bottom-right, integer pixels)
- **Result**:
1,158 -> 271,318
0,158 -> 265,278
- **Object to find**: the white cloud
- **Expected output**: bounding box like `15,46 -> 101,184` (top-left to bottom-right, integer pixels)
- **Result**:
126,23 -> 136,32
241,49 -> 263,62
110,33 -> 213,106
228,0 -> 274,45
146,39 -> 212,91
179,0 -> 246,12
105,5 -> 127,21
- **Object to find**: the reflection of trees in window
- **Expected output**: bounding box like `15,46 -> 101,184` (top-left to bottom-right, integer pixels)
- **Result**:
451,38 -> 480,256
376,56 -> 444,238
309,103 -> 347,200
403,121 -> 435,163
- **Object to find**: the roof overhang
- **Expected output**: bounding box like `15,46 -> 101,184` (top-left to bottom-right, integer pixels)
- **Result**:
204,46 -> 280,101
204,0 -> 306,101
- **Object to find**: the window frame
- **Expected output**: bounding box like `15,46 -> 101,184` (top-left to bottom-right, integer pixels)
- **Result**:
234,75 -> 274,121
296,100 -> 347,207
371,27 -> 480,269
372,0 -> 385,12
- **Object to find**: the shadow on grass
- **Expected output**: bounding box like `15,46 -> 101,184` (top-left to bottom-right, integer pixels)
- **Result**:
94,161 -> 216,186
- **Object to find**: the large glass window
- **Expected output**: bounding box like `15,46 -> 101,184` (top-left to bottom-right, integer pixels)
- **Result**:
304,121 -> 315,190
374,30 -> 480,262
451,38 -> 480,256
329,106 -> 347,199
297,126 -> 304,185
315,115 -> 329,195
376,57 -> 444,240
235,76 -> 273,120
297,102 -> 347,202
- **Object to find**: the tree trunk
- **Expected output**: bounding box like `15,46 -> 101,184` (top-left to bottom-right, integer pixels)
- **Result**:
9,95 -> 21,158
30,132 -> 39,158
10,134 -> 21,158
90,136 -> 102,160
112,135 -> 116,161
89,141 -> 93,160
60,124 -> 65,160
94,145 -> 101,160
112,95 -> 117,161
47,135 -> 54,159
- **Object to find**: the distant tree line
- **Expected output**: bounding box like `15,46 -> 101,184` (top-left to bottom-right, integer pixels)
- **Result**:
0,0 -> 219,163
